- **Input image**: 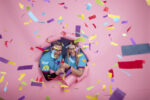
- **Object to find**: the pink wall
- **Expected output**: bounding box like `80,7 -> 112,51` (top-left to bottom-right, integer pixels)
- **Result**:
0,0 -> 150,100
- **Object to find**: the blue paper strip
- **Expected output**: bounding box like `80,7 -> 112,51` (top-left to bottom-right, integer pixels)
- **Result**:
121,43 -> 150,56
75,25 -> 81,37
28,11 -> 38,22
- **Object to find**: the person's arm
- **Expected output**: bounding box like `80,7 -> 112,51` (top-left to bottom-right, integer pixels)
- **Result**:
70,67 -> 84,77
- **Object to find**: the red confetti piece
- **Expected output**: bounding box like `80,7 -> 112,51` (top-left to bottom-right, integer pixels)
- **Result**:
39,77 -> 43,82
108,24 -> 114,27
104,7 -> 109,12
108,69 -> 114,78
103,1 -> 107,3
30,47 -> 34,51
58,2 -> 65,5
127,26 -> 131,32
35,46 -> 44,52
4,41 -> 8,47
88,15 -> 96,20
84,23 -> 88,27
118,60 -> 144,69
92,23 -> 96,28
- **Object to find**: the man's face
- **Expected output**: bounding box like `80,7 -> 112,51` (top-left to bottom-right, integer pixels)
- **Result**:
53,45 -> 62,59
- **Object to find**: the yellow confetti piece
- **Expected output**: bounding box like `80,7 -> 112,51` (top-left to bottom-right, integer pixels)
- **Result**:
95,0 -> 104,6
22,81 -> 27,85
64,89 -> 70,92
59,16 -> 62,20
106,27 -> 115,30
18,73 -> 26,81
95,41 -> 99,45
19,2 -> 24,9
102,85 -> 106,91
108,14 -> 120,19
19,84 -> 23,91
92,62 -> 95,66
0,72 -> 6,74
8,61 -> 16,66
89,35 -> 97,41
24,22 -> 30,25
29,19 -> 32,23
109,85 -> 113,95
60,85 -> 68,88
97,80 -> 100,84
74,37 -> 85,43
110,42 -> 118,46
64,24 -> 68,27
77,54 -> 83,57
81,14 -> 85,20
82,59 -> 87,62
146,0 -> 150,6
37,35 -> 41,38
0,75 -> 5,83
81,30 -> 85,34
83,45 -> 89,48
86,95 -> 98,100
57,81 -> 63,85
86,86 -> 95,91
112,63 -> 118,67
108,72 -> 112,79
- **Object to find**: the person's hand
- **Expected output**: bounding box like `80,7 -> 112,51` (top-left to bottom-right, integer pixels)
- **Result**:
61,63 -> 70,69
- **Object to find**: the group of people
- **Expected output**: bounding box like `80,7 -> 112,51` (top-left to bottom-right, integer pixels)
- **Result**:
39,40 -> 88,81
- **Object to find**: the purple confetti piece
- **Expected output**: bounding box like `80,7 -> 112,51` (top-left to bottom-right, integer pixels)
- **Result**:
109,88 -> 126,100
44,0 -> 50,3
18,96 -> 25,100
130,38 -> 136,45
59,72 -> 64,75
0,34 -> 2,39
31,82 -> 42,87
103,15 -> 108,18
65,68 -> 72,77
17,65 -> 33,70
121,20 -> 128,24
89,43 -> 91,50
47,18 -> 54,23
0,57 -> 9,63
64,6 -> 68,9
111,78 -> 115,82
75,25 -> 81,37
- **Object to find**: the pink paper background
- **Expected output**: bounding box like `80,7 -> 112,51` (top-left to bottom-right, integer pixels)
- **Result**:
0,0 -> 150,100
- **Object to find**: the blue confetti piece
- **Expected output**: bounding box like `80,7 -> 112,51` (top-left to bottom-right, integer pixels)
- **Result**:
28,11 -> 38,22
104,22 -> 108,26
113,17 -> 120,23
86,3 -> 92,10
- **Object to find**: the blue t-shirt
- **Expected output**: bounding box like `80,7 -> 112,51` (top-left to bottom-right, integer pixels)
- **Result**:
64,53 -> 87,69
39,51 -> 62,71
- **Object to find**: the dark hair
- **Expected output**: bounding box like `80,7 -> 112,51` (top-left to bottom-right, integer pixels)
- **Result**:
51,41 -> 63,47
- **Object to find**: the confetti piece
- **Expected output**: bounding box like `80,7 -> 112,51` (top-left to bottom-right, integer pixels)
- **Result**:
104,7 -> 109,12
28,11 -> 38,22
109,88 -> 126,100
122,33 -> 127,37
95,0 -> 104,6
108,73 -> 112,79
81,14 -> 85,20
118,60 -> 144,69
44,0 -> 50,3
47,18 -> 54,23
88,15 -> 96,20
89,35 -> 97,41
86,95 -> 98,100
0,34 -> 2,39
0,72 -> 6,74
33,30 -> 39,34
86,3 -> 92,10
108,69 -> 114,78
146,0 -> 150,6
127,26 -> 131,32
109,85 -> 113,95
19,2 -> 24,9
26,6 -> 30,10
35,46 -> 44,51
97,80 -> 100,84
102,85 -> 106,91
108,14 -> 120,19
8,61 -> 16,66
120,69 -> 131,76
84,23 -> 88,27
24,22 -> 30,25
60,85 -> 68,88
58,2 -> 65,5
117,54 -> 122,59
121,20 -> 128,24
75,25 -> 81,37
104,22 -> 108,26
74,37 -> 85,43
18,96 -> 25,100
0,57 -> 9,63
0,75 -> 5,83
110,42 -> 118,46
121,43 -> 150,56
106,27 -> 115,30
31,82 -> 42,87
22,81 -> 27,85
130,37 -> 136,45
19,84 -> 23,91
45,96 -> 50,100
113,17 -> 120,23
77,54 -> 83,57
92,23 -> 96,28
76,32 -> 88,39
87,86 -> 95,91
92,62 -> 95,66
18,73 -> 26,81
64,89 -> 70,92
103,15 -> 108,18
17,65 -> 33,70
112,63 -> 118,67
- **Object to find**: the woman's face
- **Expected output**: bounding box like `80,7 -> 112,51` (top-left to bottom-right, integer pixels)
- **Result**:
68,45 -> 76,56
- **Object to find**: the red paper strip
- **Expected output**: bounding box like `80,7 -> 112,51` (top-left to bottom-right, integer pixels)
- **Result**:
92,23 -> 96,28
104,7 -> 109,12
109,69 -> 114,78
127,26 -> 131,32
35,46 -> 44,52
88,15 -> 96,20
118,60 -> 144,69
58,2 -> 65,5
85,23 -> 88,27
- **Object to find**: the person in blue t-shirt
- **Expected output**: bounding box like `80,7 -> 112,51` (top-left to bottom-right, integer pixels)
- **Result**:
39,41 -> 63,81
57,41 -> 87,77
